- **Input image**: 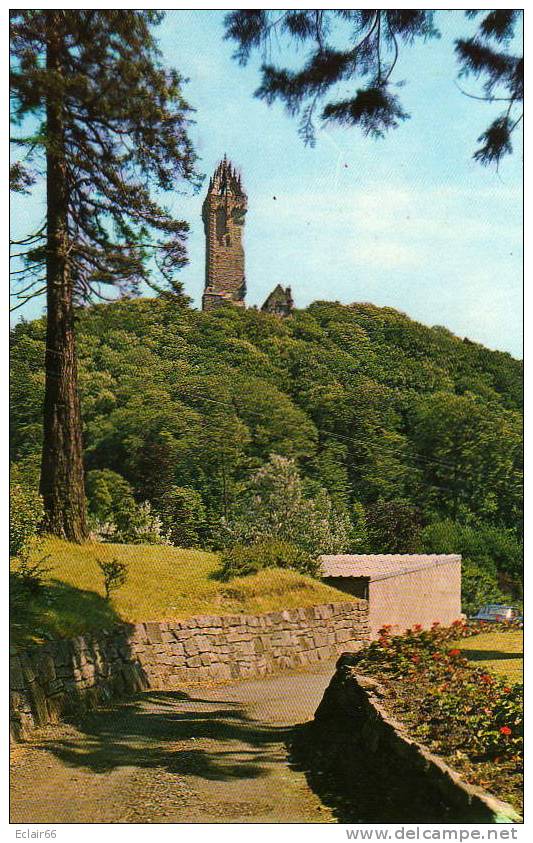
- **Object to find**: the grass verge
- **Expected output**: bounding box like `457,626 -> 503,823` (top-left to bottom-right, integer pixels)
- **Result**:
12,537 -> 358,645
450,629 -> 523,683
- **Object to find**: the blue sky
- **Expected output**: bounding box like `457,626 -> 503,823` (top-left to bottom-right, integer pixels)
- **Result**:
11,10 -> 523,358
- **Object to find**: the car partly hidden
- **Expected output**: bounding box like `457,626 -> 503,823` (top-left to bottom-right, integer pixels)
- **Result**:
471,604 -> 523,625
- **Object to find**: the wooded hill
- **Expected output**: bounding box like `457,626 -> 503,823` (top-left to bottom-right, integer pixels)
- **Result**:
11,296 -> 523,608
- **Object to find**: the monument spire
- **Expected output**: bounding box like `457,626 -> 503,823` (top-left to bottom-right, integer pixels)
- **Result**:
202,157 -> 247,311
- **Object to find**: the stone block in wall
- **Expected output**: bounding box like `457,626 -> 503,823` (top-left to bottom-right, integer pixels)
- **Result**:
222,615 -> 243,627
268,631 -> 289,647
253,637 -> 264,653
183,639 -> 199,657
267,611 -> 283,625
194,615 -> 222,627
9,657 -> 26,691
225,629 -> 247,643
27,677 -> 49,727
208,663 -> 231,680
145,622 -> 163,644
194,634 -> 212,652
313,633 -> 329,648
335,629 -> 354,643
233,640 -> 255,656
47,678 -> 66,695
240,615 -> 257,628
52,639 -> 72,667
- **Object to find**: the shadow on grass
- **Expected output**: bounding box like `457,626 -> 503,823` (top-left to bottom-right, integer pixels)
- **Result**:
463,649 -> 523,662
10,577 -> 121,646
33,688 -> 291,783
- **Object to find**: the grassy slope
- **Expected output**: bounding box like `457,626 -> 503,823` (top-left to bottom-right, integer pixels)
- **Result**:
453,630 -> 523,683
15,537 -> 357,644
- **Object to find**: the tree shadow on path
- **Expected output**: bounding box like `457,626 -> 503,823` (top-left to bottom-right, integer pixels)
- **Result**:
36,689 -> 293,783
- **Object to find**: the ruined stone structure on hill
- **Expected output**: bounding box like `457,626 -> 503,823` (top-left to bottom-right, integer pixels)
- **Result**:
202,157 -> 294,315
202,156 -> 247,311
261,284 -> 294,317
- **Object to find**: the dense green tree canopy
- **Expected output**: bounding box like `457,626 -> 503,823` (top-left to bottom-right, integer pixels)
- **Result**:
11,296 -> 522,571
11,295 -> 522,609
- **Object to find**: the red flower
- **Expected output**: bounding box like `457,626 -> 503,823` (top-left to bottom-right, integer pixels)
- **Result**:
413,624 -> 423,632
503,687 -> 511,694
452,619 -> 464,627
411,655 -> 421,664
500,726 -> 512,736
480,673 -> 493,684
431,621 -> 441,627
431,653 -> 441,661
448,648 -> 461,657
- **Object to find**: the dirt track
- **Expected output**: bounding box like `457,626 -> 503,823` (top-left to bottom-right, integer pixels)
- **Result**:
11,663 -> 337,824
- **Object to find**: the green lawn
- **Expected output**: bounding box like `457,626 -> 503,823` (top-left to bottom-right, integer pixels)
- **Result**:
452,630 -> 523,683
12,537 -> 358,645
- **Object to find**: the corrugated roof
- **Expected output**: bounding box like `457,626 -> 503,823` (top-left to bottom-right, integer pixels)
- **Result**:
319,554 -> 461,582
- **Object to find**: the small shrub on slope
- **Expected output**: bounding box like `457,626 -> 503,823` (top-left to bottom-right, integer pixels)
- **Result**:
219,539 -> 319,581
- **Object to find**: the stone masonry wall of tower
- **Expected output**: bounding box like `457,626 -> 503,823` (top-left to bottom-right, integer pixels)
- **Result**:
202,157 -> 247,311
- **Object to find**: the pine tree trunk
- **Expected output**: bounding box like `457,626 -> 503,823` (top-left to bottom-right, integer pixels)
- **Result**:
39,13 -> 87,541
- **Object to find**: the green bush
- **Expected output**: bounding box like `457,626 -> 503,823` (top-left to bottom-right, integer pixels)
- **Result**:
365,499 -> 422,553
225,455 -> 351,555
461,559 -> 507,616
86,468 -> 136,522
10,484 -> 44,559
86,469 -> 170,544
421,519 -> 517,614
218,539 -> 319,581
158,485 -> 208,547
10,484 -> 48,604
97,556 -> 129,600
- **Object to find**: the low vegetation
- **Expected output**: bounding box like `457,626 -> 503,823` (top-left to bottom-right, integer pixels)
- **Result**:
10,537 -> 358,645
351,621 -> 523,813
219,539 -> 319,581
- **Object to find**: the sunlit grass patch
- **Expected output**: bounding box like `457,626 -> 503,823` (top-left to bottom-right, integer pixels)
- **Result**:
452,630 -> 523,683
13,537 -> 358,644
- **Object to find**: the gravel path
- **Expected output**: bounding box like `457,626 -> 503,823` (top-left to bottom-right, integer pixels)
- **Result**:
11,663 -> 336,824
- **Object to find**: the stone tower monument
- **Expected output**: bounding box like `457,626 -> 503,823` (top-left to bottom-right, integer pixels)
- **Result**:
202,156 -> 247,311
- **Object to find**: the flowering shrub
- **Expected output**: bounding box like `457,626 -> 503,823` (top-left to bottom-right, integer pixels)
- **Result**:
352,621 -> 523,762
89,501 -> 171,545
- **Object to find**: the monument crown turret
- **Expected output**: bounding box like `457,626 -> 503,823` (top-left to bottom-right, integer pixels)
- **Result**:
202,156 -> 247,311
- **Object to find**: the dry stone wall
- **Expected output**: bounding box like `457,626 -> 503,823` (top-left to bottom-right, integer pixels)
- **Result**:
10,601 -> 368,740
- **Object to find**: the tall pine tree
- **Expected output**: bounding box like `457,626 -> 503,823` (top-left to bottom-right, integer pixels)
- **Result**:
10,11 -> 200,540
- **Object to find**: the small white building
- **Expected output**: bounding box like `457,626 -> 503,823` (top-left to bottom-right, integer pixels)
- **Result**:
320,554 -> 462,638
